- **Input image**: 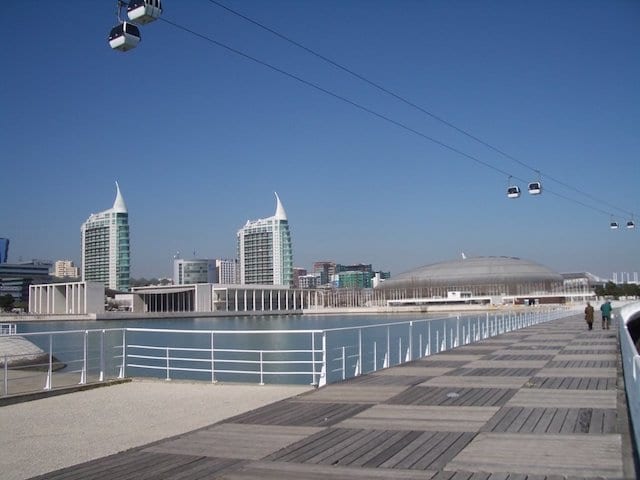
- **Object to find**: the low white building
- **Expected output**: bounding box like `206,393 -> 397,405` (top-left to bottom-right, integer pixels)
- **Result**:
29,281 -> 104,314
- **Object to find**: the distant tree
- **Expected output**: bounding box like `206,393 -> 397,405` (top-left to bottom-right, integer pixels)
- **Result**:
0,294 -> 15,312
603,281 -> 619,299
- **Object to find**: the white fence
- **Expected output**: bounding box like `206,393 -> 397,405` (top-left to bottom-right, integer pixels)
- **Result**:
1,308 -> 570,397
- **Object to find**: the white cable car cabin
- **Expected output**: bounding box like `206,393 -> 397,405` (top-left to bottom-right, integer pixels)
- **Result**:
627,220 -> 636,229
507,185 -> 521,199
610,221 -> 619,230
108,22 -> 141,52
128,0 -> 163,25
528,181 -> 542,195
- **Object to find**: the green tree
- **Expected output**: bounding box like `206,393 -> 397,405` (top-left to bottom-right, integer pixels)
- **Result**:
0,294 -> 15,312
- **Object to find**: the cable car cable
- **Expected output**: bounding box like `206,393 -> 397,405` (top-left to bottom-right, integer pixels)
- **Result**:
205,0 -> 636,219
157,15 -> 634,222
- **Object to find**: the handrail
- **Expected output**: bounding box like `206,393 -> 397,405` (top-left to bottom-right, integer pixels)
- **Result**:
1,307 -> 572,397
619,301 -> 640,463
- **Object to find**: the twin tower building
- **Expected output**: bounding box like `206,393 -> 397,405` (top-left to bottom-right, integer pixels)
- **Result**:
81,184 -> 294,291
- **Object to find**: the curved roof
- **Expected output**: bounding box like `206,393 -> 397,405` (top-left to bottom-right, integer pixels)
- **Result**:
381,256 -> 562,289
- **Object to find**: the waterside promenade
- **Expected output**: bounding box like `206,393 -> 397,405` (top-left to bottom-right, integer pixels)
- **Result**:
6,312 -> 635,480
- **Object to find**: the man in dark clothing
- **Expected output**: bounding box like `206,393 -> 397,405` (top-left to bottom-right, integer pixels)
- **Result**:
600,301 -> 612,330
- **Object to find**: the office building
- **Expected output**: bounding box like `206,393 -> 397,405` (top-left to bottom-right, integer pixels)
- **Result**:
81,182 -> 130,291
54,260 -> 80,278
0,260 -> 52,302
292,267 -> 307,288
173,258 -> 216,285
313,261 -> 336,286
216,258 -> 238,284
237,193 -> 293,286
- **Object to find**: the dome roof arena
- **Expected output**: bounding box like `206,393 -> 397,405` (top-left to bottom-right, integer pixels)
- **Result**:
380,256 -> 563,296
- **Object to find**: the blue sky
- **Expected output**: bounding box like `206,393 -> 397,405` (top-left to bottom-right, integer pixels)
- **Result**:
1,1 -> 638,280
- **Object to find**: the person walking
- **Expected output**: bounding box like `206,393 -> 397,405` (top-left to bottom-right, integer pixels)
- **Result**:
600,300 -> 613,330
584,302 -> 594,330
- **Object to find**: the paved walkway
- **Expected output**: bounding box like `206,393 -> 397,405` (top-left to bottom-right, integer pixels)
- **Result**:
12,313 -> 635,479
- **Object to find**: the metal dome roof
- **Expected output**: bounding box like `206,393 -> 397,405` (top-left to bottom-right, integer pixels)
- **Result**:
381,256 -> 562,289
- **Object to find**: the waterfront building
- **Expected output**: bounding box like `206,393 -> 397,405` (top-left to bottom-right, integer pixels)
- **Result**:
0,238 -> 8,263
298,273 -> 319,289
292,267 -> 307,288
173,258 -> 216,285
313,261 -> 336,286
53,260 -> 80,278
0,260 -> 52,302
378,256 -> 579,305
237,193 -> 293,287
337,270 -> 372,288
81,182 -> 130,292
216,258 -> 238,284
29,281 -> 105,314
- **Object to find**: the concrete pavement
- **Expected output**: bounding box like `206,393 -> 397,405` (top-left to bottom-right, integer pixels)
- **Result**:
0,379 -> 312,480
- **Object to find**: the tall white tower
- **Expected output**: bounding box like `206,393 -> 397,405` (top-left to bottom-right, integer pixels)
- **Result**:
237,193 -> 293,286
81,182 -> 130,291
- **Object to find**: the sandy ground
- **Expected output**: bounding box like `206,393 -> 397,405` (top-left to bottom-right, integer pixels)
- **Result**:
0,379 -> 312,480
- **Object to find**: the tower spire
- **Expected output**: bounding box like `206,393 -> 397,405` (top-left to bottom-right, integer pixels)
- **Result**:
274,192 -> 287,220
113,181 -> 128,213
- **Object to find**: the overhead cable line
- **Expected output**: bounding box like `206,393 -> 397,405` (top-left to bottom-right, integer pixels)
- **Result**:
159,16 -> 618,219
206,0 -> 636,220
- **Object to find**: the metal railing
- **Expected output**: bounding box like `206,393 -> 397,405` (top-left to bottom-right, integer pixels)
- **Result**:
1,307 -> 571,397
618,301 -> 640,461
0,323 -> 17,335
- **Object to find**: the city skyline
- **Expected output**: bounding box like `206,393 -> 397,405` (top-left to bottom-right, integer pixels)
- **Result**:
2,2 -> 638,280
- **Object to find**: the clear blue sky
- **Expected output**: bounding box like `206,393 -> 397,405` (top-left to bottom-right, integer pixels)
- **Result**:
1,1 -> 638,280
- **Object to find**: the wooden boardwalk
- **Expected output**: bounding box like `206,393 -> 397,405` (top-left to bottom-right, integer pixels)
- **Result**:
30,313 -> 633,479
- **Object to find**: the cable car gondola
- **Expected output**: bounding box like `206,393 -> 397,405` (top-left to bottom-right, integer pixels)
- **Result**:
528,181 -> 542,195
627,220 -> 636,229
507,185 -> 521,199
128,0 -> 163,25
108,22 -> 141,52
610,221 -> 619,230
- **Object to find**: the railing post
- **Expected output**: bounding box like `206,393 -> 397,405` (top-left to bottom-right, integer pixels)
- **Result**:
211,331 -> 216,384
373,341 -> 377,372
310,331 -> 316,386
386,326 -> 391,364
118,329 -> 126,379
342,346 -> 346,380
3,355 -> 7,396
79,330 -> 87,385
358,329 -> 362,375
319,331 -> 327,387
44,334 -> 52,391
408,321 -> 413,361
165,347 -> 171,381
259,351 -> 264,386
99,329 -> 105,382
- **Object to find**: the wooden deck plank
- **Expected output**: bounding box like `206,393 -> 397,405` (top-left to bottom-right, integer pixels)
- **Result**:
444,432 -> 623,477
218,460 -> 435,479
336,404 -> 499,432
506,389 -> 616,409
419,376 -> 530,389
537,367 -> 616,378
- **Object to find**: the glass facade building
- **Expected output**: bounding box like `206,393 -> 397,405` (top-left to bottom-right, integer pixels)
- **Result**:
237,193 -> 293,287
173,258 -> 216,285
81,182 -> 130,291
